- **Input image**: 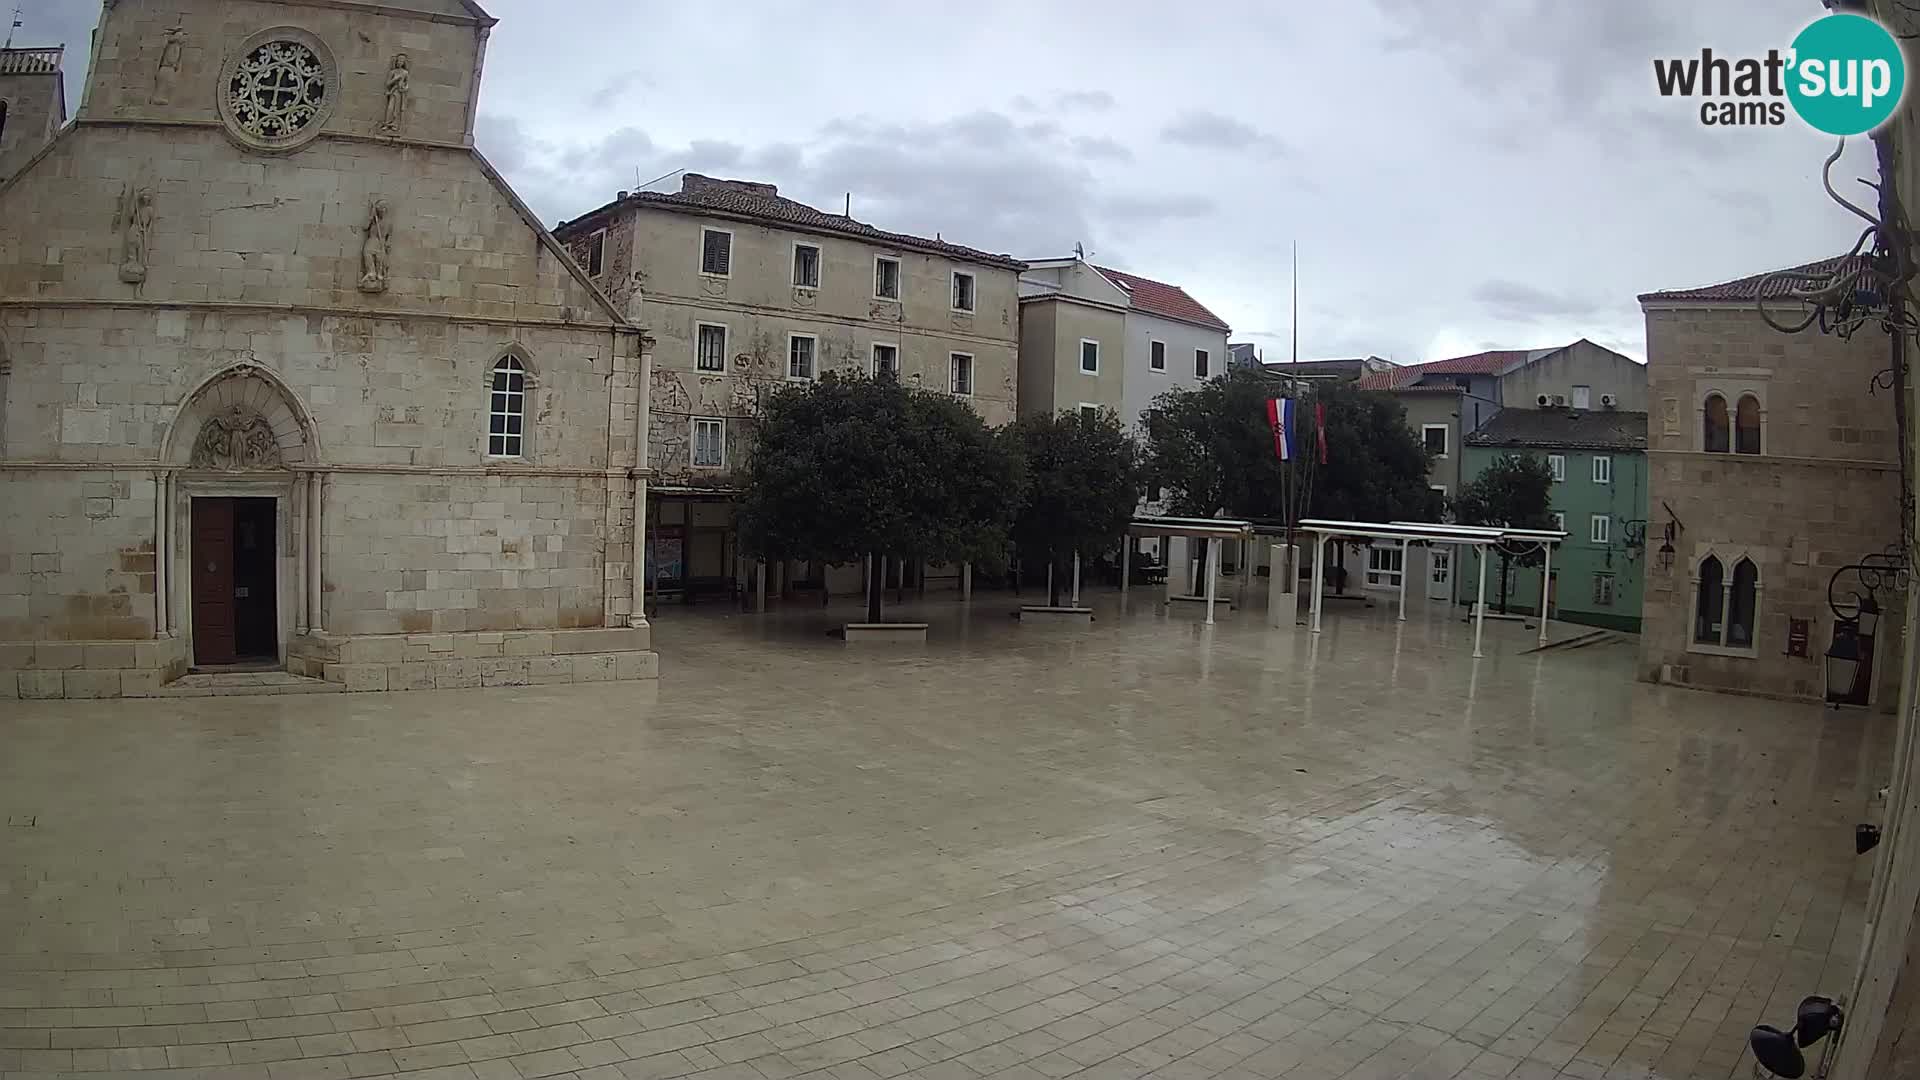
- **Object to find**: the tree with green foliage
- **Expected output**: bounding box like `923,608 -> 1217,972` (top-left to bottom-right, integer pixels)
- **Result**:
1005,408 -> 1144,606
737,373 -> 1023,624
1141,369 -> 1442,590
1452,453 -> 1556,613
1141,370 -> 1440,523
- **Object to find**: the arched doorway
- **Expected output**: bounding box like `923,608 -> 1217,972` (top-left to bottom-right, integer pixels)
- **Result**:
161,365 -> 319,667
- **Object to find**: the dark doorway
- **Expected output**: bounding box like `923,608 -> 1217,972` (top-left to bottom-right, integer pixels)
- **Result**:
190,497 -> 279,666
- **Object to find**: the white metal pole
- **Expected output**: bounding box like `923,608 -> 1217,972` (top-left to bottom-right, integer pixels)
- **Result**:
1397,538 -> 1409,622
1120,540 -> 1131,597
1165,539 -> 1178,606
1203,536 -> 1221,625
1473,545 -> 1488,658
1071,551 -> 1081,606
1538,542 -> 1552,646
1310,534 -> 1326,633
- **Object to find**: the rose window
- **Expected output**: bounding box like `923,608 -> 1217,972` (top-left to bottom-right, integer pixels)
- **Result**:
226,40 -> 327,140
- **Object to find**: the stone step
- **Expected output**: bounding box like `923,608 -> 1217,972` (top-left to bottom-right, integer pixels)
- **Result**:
156,671 -> 345,697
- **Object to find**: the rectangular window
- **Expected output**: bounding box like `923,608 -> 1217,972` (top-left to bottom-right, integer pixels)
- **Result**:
1590,514 -> 1610,544
788,334 -> 816,380
691,418 -> 725,468
1079,403 -> 1100,422
585,230 -> 605,277
1592,455 -> 1612,484
1550,511 -> 1566,532
792,243 -> 821,289
1150,340 -> 1166,372
1365,544 -> 1404,588
1548,453 -> 1566,481
1422,424 -> 1449,457
1592,572 -> 1615,606
1572,385 -> 1592,410
874,256 -> 901,300
950,352 -> 973,396
872,343 -> 898,379
1080,339 -> 1100,374
1195,348 -> 1210,378
700,228 -> 732,277
695,323 -> 727,373
951,271 -> 975,312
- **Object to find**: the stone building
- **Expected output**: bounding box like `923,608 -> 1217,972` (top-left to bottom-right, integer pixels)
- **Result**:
0,44 -> 66,183
1357,341 -> 1646,502
553,175 -> 1023,601
0,0 -> 657,697
1637,257 -> 1903,706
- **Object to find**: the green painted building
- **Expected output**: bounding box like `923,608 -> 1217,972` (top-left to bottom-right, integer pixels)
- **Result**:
1456,409 -> 1649,632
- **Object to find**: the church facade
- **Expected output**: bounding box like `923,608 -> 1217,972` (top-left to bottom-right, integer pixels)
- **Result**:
0,0 -> 659,697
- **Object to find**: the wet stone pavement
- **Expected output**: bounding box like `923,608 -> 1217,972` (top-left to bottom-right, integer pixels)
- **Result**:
0,589 -> 1891,1079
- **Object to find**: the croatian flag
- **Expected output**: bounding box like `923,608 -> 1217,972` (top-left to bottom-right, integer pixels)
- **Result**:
1266,397 -> 1294,460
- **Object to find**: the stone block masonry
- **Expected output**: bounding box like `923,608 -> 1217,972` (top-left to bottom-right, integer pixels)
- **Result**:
287,626 -> 656,692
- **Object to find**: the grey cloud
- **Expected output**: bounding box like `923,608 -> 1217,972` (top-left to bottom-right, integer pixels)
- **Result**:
1373,0 -> 1676,113
1010,95 -> 1040,113
1101,193 -> 1216,225
1070,135 -> 1133,162
1160,111 -> 1288,155
484,107 -> 1099,254
1054,90 -> 1116,112
1472,280 -> 1603,323
586,71 -> 650,111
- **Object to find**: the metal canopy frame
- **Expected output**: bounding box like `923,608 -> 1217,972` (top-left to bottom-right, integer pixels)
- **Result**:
1121,517 -> 1257,625
1301,518 -> 1566,657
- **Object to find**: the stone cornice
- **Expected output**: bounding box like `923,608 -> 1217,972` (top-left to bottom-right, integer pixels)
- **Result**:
0,298 -> 641,337
1648,447 -> 1899,471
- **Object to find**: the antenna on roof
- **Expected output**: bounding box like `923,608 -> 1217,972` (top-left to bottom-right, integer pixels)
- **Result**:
636,167 -> 684,192
1073,241 -> 1085,260
844,192 -> 851,217
4,8 -> 21,49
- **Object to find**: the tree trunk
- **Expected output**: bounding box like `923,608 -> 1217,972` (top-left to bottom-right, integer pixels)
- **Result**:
1333,542 -> 1346,596
866,553 -> 883,623
1047,548 -> 1062,606
1497,554 -> 1511,615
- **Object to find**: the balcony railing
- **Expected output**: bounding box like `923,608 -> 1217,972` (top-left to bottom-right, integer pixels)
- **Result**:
0,47 -> 63,75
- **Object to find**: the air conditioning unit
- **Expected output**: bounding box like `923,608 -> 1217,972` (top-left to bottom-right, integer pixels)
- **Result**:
1536,394 -> 1551,407
1600,393 -> 1618,408
1550,394 -> 1567,406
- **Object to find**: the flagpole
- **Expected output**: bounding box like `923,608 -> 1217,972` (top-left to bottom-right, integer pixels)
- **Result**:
1291,241 -> 1298,366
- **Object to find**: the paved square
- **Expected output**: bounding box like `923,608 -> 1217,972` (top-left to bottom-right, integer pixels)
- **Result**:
0,595 -> 1888,1079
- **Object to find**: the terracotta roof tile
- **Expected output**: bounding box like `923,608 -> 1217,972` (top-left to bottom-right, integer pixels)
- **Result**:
1092,266 -> 1231,331
559,175 -> 1025,270
1637,255 -> 1873,303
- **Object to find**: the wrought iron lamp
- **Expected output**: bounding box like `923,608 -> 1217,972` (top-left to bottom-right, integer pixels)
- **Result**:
1826,548 -> 1904,705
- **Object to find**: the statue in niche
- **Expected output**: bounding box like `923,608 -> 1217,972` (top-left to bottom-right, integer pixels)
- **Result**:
189,407 -> 283,471
151,25 -> 185,104
116,184 -> 154,284
359,198 -> 391,292
380,52 -> 410,133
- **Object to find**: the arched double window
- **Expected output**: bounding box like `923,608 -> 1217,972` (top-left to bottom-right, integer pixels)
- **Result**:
487,355 -> 527,458
1693,553 -> 1759,651
1703,391 -> 1763,455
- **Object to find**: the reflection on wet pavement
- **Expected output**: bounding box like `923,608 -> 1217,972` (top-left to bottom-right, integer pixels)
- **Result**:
0,589 -> 1888,1079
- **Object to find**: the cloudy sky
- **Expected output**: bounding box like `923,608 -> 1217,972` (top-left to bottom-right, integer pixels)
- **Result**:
29,0 -> 1904,363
